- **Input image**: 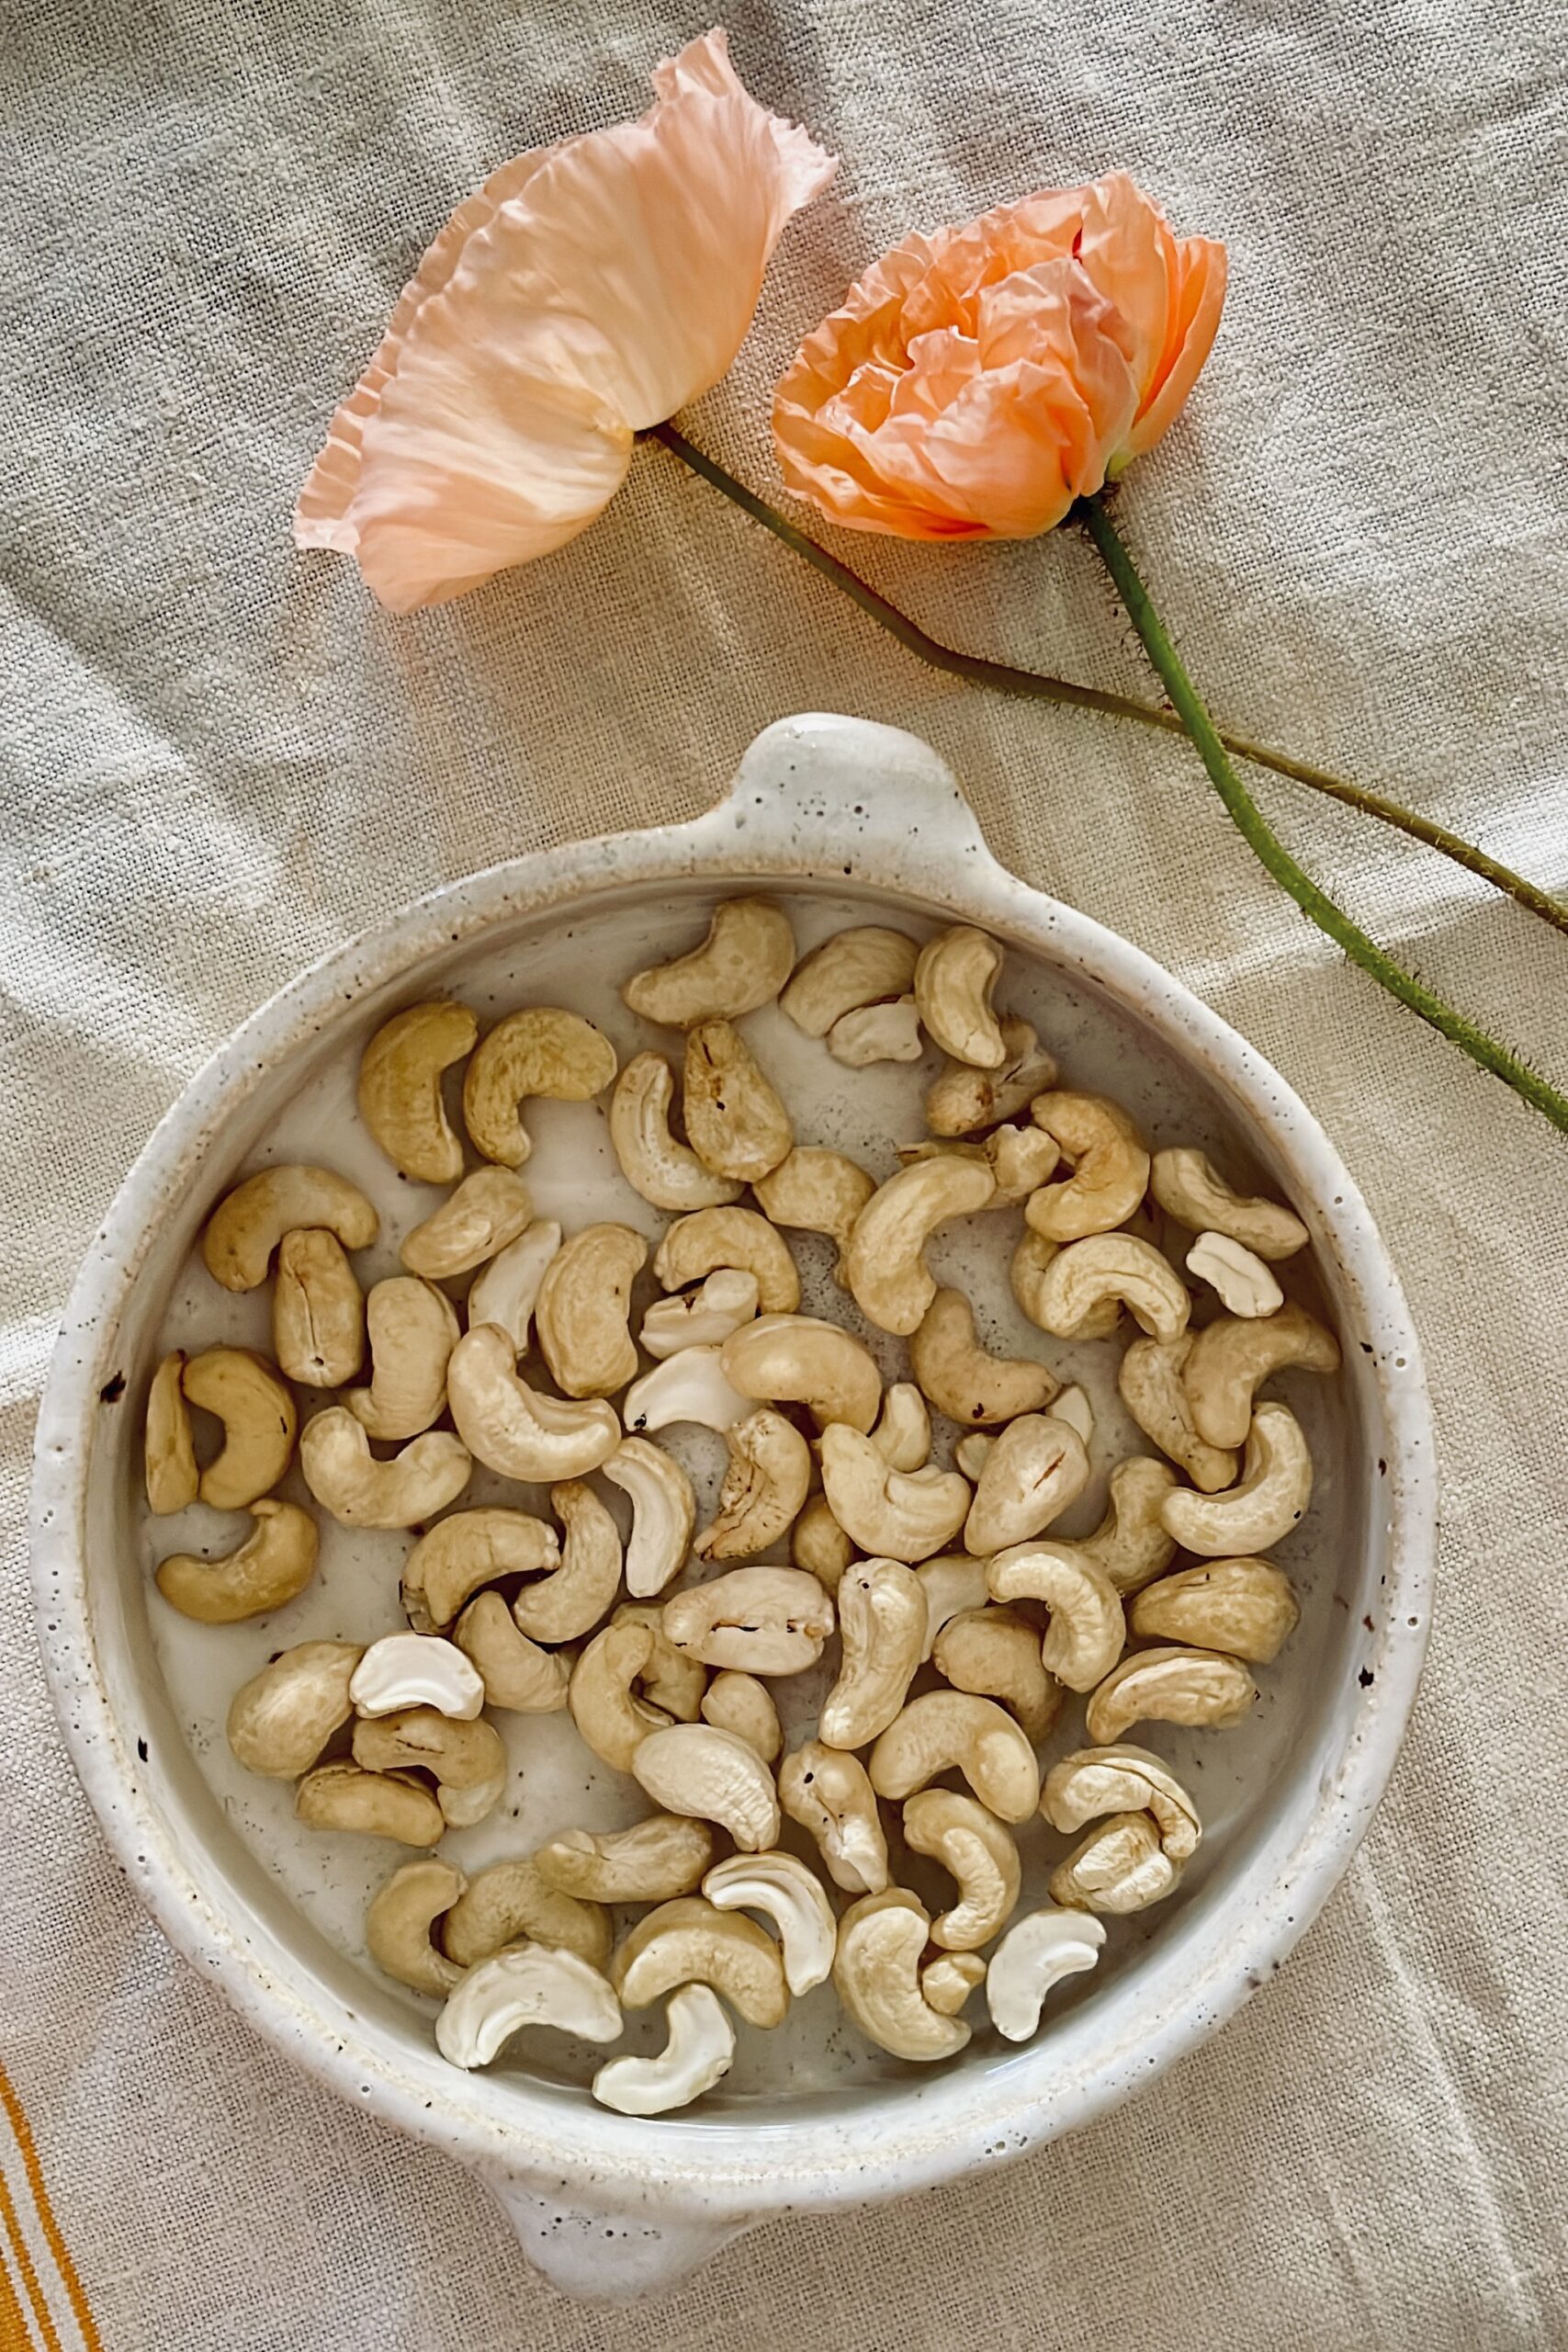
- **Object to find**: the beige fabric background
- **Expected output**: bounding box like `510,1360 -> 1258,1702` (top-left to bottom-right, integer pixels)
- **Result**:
3,0 -> 1565,2344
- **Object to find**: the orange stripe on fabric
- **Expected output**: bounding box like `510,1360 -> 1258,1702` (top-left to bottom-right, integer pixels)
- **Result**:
0,2161 -> 54,2352
0,2071 -> 100,2352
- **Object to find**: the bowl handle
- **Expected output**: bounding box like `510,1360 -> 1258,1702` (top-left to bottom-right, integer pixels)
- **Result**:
486,2170 -> 750,2301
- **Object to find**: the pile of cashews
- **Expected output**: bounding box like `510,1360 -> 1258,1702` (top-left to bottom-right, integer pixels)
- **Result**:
145,899 -> 1341,2111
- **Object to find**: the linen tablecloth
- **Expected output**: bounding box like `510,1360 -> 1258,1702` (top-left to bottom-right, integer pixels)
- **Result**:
3,2 -> 1564,2344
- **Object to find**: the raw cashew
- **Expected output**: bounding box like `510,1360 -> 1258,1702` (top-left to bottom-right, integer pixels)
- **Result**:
639,1269 -> 760,1358
705,1851 -> 837,1994
915,1553 -> 991,1658
1077,1455 -> 1180,1593
366,1858 -> 466,1996
623,1346 -> 750,1435
753,1147 -> 875,1283
792,1492 -> 855,1589
455,1593 -> 570,1712
296,1761 -> 445,1845
400,1168 -> 533,1279
1050,1384 -> 1094,1448
1182,1303 -> 1342,1449
1012,1229 -> 1122,1342
601,1439 -> 695,1599
869,1381 -> 932,1472
145,1351 -> 197,1513
833,1890 -> 970,2060
1130,1555 -> 1299,1662
1042,1743 -> 1201,1861
351,1707 -> 507,1815
701,1671 -> 782,1763
1186,1231 -> 1283,1319
819,1423 -> 971,1563
569,1623 -> 670,1773
201,1165 -> 377,1292
1150,1148 -> 1309,1261
435,1944 -> 621,2067
631,1723 -> 782,1851
695,1409 -> 813,1562
1033,1233 -> 1189,1344
1048,1811 -> 1181,1915
350,1632 -> 484,1720
514,1481 -> 620,1642
182,1348 -> 298,1510
818,1557 -> 927,1747
610,1053 -> 743,1211
345,1276 -> 460,1441
273,1229 -> 365,1388
926,1015 -> 1058,1136
722,1314 -> 882,1433
986,1907 -> 1106,2040
988,1542 -> 1125,1691
623,898 -> 795,1027
780,924 -> 920,1035
663,1566 -> 834,1677
902,1788 -> 1021,1951
897,1123 -> 1058,1207
913,927 -> 1005,1067
467,1220 -> 562,1354
403,1508 -> 560,1632
910,1288 -> 1056,1425
1026,1092 -> 1150,1242
843,1157 -> 998,1335
964,1412 -> 1089,1555
611,1896 -> 789,2027
447,1324 -> 619,1479
1119,1333 -> 1239,1492
931,1605 -> 1060,1743
155,1499 -> 318,1623
462,1007 -> 616,1168
1086,1645 -> 1257,1745
357,1001 -> 477,1184
682,1021 -> 793,1182
923,1952 -> 987,2015
953,1431 -> 992,1482
442,1860 -> 613,1972
1161,1402 -> 1314,1555
300,1408 -> 471,1528
868,1691 -> 1040,1823
610,1604 -> 707,1721
534,1223 -> 646,1398
535,1816 -> 715,1904
653,1204 -> 802,1313
779,1741 -> 888,1894
592,1984 -> 735,2116
226,1640 -> 363,1777
827,998 -> 922,1066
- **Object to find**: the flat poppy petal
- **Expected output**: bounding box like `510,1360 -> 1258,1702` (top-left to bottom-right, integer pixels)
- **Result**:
1119,233 -> 1226,460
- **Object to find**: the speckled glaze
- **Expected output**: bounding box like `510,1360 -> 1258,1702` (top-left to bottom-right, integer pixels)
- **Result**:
30,716 -> 1434,2302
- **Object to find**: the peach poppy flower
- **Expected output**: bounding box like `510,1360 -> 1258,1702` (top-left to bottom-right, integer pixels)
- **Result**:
296,31 -> 834,612
772,173 -> 1224,541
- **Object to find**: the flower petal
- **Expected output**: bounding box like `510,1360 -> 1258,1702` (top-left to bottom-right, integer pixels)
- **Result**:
1119,232 -> 1226,460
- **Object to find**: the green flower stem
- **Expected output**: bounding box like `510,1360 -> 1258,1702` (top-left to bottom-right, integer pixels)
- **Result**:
647,421 -> 1567,941
1078,492 -> 1568,1136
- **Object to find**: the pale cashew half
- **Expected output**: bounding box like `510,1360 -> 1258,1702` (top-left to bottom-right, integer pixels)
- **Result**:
1050,1384 -> 1094,1448
752,1147 -> 875,1285
913,927 -> 1005,1068
663,1566 -> 834,1677
1120,1333 -> 1239,1492
701,1671 -> 782,1762
639,1269 -> 760,1359
145,1351 -> 197,1513
964,1413 -> 1089,1555
1012,1229 -> 1122,1342
569,1623 -> 670,1772
600,1439 -> 695,1600
442,1860 -> 613,1972
1161,1401 -> 1314,1556
1077,1456 -> 1181,1594
623,899 -> 795,1026
780,924 -> 920,1035
953,1431 -> 993,1482
1026,1092 -> 1151,1242
931,1606 -> 1060,1743
300,1408 -> 471,1529
722,1314 -> 882,1433
1186,1231 -> 1284,1319
988,1542 -> 1125,1691
467,1220 -> 562,1355
1130,1555 -> 1299,1663
352,1708 -> 507,1823
692,1409 -> 810,1564
623,1346 -> 750,1435
611,1896 -> 789,2027
631,1724 -> 780,1851
226,1641 -> 362,1778
1033,1233 -> 1189,1344
447,1324 -> 619,1479
357,1001 -> 478,1184
1150,1148 -> 1310,1261
705,1851 -> 838,1995
366,1858 -> 466,1996
843,1157 -> 998,1335
778,1742 -> 888,1894
910,1288 -> 1056,1426
592,1984 -> 735,2117
611,1604 -> 708,1721
834,1890 -> 970,2060
926,1016 -> 1058,1136
869,1382 -> 932,1473
273,1230 -> 365,1388
535,1816 -> 715,1904
462,1008 -> 617,1168
610,1053 -> 743,1211
923,1952 -> 987,2016
400,1168 -> 533,1279
182,1348 -> 298,1510
534,1223 -> 647,1398
435,1944 -> 622,2067
902,1788 -> 1021,1951
818,1557 -> 927,1748
404,1508 -> 560,1632
201,1164 -> 378,1292
455,1593 -> 570,1712
868,1691 -> 1040,1823
653,1204 -> 801,1313
350,1632 -> 485,1720
915,1554 -> 991,1659
1048,1812 -> 1181,1915
296,1761 -> 445,1845
513,1481 -> 619,1642
345,1277 -> 460,1441
1043,1743 -> 1201,1861
155,1499 -> 318,1623
1086,1645 -> 1257,1745
819,1424 -> 971,1563
986,1907 -> 1106,2041
827,998 -> 922,1066
1182,1303 -> 1342,1449
682,1021 -> 793,1182
792,1493 -> 855,1589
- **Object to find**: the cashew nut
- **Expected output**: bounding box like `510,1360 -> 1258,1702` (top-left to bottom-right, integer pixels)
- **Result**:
454,1593 -> 570,1712
300,1408 -> 470,1528
868,1691 -> 1040,1823
569,1623 -> 670,1772
201,1164 -> 378,1291
719,1319 -> 881,1443
611,1895 -> 789,2027
1161,1401 -> 1314,1555
1119,1332 -> 1238,1492
366,1858 -> 466,1996
345,1276 -> 460,1441
988,1542 -> 1125,1691
600,1439 -> 695,1599
1181,1303 -> 1342,1449
692,1410 -> 813,1563
953,1431 -> 992,1482
592,1984 -> 736,2116
681,1020 -> 793,1182
926,1015 -> 1057,1136
653,1204 -> 802,1313
1150,1147 -> 1310,1261
1186,1231 -> 1284,1319
182,1348 -> 298,1510
792,1492 -> 855,1589
403,1507 -> 560,1632
1086,1645 -> 1257,1745
913,927 -> 1005,1067
964,1412 -> 1089,1555
897,1123 -> 1058,1207
466,1219 -> 562,1354
462,1007 -> 616,1167
273,1229 -> 365,1388
1011,1228 -> 1122,1342
705,1850 -> 837,1995
1042,1743 -> 1201,1861
400,1168 -> 534,1279
986,1906 -> 1106,2040
611,1603 -> 708,1721
534,1223 -> 647,1398
752,1147 -> 875,1284
442,1860 -> 613,1972
353,1709 -> 507,1828
296,1760 -> 446,1845
931,1605 -> 1061,1743
513,1481 -> 619,1641
226,1641 -> 363,1778
915,1553 -> 991,1658
435,1944 -> 621,2067
843,1156 -> 998,1335
827,997 -> 922,1066
639,1268 -> 760,1358
145,1351 -> 197,1513
663,1565 -> 833,1677
623,899 -> 795,1026
779,1741 -> 888,1894
819,1423 -> 971,1563
902,1788 -> 1021,1951
923,1951 -> 987,2016
818,1557 -> 927,1747
869,1382 -> 932,1473
1026,1092 -> 1151,1242
910,1287 -> 1056,1426
447,1324 -> 619,1479
631,1723 -> 782,1851
623,1346 -> 750,1435
833,1889 -> 970,2060
701,1670 -> 782,1763
610,1053 -> 743,1210
1050,1384 -> 1095,1448
780,924 -> 920,1035
155,1498 -> 318,1623
1130,1555 -> 1299,1662
1032,1233 -> 1189,1344
350,1632 -> 485,1720
1048,1811 -> 1182,1914
1076,1455 -> 1180,1594
357,1001 -> 478,1184
535,1816 -> 716,1904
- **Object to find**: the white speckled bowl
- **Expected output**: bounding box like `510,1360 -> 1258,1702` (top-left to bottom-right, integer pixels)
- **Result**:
30,716 -> 1433,2301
